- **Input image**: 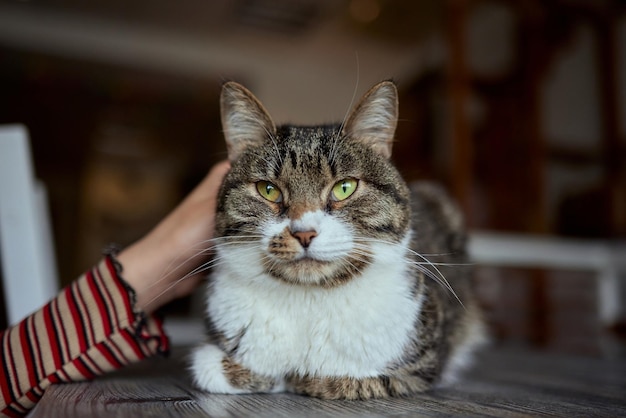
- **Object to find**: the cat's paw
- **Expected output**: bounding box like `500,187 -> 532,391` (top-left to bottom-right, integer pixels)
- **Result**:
190,344 -> 285,394
190,344 -> 249,394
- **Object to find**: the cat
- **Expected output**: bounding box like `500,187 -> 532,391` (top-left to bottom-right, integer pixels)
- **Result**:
189,80 -> 486,400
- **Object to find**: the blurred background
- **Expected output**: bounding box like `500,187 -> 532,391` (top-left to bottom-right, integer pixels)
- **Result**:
0,0 -> 625,355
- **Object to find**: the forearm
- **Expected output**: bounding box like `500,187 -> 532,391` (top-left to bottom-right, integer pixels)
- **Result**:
0,256 -> 169,417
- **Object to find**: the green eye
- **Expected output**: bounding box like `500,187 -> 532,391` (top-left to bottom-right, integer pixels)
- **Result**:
331,178 -> 358,201
256,181 -> 283,202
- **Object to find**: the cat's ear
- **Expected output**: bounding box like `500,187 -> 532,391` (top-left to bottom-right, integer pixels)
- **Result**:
220,81 -> 276,161
342,81 -> 398,159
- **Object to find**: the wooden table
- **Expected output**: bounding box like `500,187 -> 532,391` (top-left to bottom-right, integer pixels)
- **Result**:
30,346 -> 626,417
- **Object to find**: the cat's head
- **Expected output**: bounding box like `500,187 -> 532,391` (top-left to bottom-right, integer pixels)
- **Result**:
215,81 -> 410,288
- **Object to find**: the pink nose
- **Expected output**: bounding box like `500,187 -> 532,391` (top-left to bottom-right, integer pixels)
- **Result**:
291,230 -> 317,248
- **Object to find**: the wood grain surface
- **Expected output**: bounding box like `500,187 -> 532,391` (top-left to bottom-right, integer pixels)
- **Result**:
30,346 -> 626,417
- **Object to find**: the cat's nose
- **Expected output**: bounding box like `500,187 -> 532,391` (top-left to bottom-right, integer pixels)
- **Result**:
291,230 -> 317,248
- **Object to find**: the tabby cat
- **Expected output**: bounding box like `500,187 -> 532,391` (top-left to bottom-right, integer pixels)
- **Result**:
190,80 -> 485,400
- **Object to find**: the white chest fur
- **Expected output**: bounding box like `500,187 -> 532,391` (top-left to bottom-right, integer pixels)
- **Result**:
207,241 -> 421,379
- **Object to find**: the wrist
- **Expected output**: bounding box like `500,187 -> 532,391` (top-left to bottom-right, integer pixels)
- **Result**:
116,237 -> 171,313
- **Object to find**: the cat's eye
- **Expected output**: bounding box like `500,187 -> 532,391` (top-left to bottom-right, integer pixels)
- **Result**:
331,178 -> 358,201
256,181 -> 283,203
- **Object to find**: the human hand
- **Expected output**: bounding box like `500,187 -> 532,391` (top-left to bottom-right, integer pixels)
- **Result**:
117,161 -> 230,314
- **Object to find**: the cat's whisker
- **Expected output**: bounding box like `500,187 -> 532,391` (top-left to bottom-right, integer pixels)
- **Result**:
260,124 -> 283,167
211,236 -> 265,246
406,261 -> 453,291
140,238 -> 226,297
261,155 -> 281,176
347,251 -> 375,267
351,238 -> 466,308
158,241 -> 217,278
345,255 -> 370,273
409,262 -> 466,309
144,243 -> 269,309
141,260 -> 221,311
155,234 -> 257,282
353,237 -> 461,269
352,237 -> 462,259
261,254 -> 282,281
140,241 -> 265,310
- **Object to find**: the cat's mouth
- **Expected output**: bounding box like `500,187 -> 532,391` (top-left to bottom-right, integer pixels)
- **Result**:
282,256 -> 334,274
263,253 -> 370,288
293,256 -> 331,268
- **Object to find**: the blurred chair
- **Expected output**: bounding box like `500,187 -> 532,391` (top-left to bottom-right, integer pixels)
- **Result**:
469,231 -> 625,325
0,124 -> 58,326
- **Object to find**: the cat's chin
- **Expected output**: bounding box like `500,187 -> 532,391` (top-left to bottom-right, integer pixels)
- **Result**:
265,257 -> 365,288
266,258 -> 333,286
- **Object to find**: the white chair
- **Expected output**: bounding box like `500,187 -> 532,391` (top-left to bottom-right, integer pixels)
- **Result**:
0,124 -> 58,326
469,231 -> 625,325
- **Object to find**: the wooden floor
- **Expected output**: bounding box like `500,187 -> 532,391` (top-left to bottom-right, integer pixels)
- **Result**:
30,345 -> 626,417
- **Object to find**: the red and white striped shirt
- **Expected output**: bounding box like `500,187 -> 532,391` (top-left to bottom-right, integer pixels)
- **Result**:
0,256 -> 169,417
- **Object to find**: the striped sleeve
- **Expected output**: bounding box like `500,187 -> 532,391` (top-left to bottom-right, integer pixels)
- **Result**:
0,256 -> 170,417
